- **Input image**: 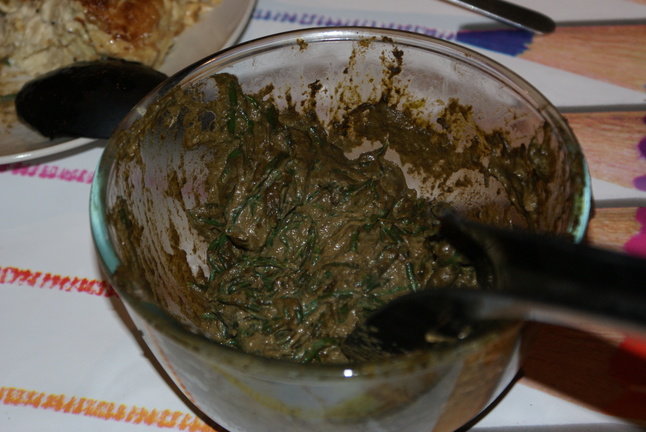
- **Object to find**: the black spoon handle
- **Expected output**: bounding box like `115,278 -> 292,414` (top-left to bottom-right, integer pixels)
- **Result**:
443,213 -> 646,334
342,214 -> 646,360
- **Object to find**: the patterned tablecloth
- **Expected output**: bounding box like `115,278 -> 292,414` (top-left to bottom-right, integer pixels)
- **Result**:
1,0 -> 646,431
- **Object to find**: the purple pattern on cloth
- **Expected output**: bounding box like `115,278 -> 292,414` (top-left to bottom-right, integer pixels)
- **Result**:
636,122 -> 646,192
625,208 -> 646,258
626,117 -> 646,256
455,29 -> 533,56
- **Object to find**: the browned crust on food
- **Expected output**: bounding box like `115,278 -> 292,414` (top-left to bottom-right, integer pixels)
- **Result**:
78,0 -> 165,47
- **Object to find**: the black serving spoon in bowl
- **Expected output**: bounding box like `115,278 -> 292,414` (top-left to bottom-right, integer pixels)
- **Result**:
14,58 -> 168,140
342,211 -> 646,361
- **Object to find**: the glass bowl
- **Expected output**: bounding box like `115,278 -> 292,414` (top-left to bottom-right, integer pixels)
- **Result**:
90,27 -> 591,432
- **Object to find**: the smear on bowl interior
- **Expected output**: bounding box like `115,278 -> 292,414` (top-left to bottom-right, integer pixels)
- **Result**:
111,67 -> 559,364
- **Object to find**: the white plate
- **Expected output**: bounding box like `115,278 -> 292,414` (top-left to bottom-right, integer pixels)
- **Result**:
0,0 -> 256,165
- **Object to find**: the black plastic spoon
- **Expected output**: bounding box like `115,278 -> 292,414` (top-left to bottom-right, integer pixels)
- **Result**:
342,211 -> 646,361
15,58 -> 167,140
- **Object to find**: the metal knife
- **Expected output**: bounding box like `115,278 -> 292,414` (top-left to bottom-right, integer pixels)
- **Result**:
445,0 -> 556,34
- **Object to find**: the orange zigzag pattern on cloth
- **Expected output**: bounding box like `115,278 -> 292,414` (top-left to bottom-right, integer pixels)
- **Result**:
0,387 -> 215,432
0,266 -> 115,297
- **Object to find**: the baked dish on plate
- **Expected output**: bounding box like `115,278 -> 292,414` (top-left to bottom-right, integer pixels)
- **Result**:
0,0 -> 221,83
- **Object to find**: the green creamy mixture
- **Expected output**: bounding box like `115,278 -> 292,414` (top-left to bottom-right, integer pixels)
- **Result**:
185,74 -> 478,363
